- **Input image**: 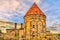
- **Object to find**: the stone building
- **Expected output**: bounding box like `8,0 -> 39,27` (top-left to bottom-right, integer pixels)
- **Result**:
0,3 -> 58,40
3,23 -> 24,40
24,3 -> 46,40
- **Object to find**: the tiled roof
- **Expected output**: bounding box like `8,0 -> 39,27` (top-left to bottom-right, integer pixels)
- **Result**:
24,3 -> 44,17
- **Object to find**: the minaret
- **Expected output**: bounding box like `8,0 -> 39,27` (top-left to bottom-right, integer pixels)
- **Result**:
24,3 -> 46,40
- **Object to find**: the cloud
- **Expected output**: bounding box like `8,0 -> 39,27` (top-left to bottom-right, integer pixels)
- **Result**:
0,0 -> 29,23
0,0 -> 19,21
30,0 -> 41,3
0,0 -> 19,11
16,1 -> 29,15
1,28 -> 6,33
39,0 -> 60,29
47,22 -> 60,33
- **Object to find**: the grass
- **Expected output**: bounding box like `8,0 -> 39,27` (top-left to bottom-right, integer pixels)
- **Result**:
53,33 -> 60,37
0,38 -> 3,40
15,33 -> 19,39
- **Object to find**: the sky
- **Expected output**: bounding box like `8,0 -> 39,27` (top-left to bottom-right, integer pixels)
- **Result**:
0,0 -> 60,33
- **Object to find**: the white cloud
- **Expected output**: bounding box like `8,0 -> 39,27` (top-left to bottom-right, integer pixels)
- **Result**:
1,28 -> 7,33
0,0 -> 20,21
0,0 -> 29,23
0,0 -> 19,11
29,0 -> 41,4
16,1 -> 29,15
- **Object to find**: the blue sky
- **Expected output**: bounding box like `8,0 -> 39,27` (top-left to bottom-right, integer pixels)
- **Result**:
0,0 -> 60,30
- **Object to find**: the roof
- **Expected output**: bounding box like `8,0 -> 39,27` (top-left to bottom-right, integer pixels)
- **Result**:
24,3 -> 45,17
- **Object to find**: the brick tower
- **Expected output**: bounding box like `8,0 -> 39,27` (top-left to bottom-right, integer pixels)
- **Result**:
24,3 -> 46,40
